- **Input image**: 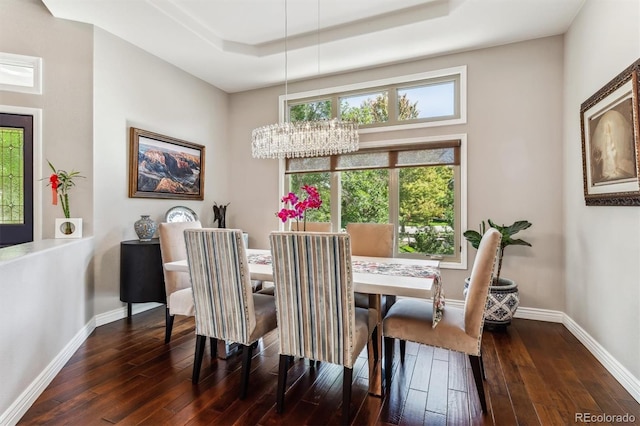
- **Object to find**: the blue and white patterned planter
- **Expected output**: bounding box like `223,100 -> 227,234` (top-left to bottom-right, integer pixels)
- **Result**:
464,277 -> 519,328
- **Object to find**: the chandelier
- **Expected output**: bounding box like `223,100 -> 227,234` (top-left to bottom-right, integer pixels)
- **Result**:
252,119 -> 359,159
251,0 -> 359,159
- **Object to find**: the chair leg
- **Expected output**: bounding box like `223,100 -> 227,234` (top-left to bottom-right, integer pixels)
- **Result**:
277,354 -> 289,414
192,335 -> 206,384
210,338 -> 218,359
372,326 -> 379,361
399,340 -> 406,364
164,308 -> 175,344
480,353 -> 486,380
240,344 -> 253,400
384,336 -> 394,387
342,367 -> 353,426
469,355 -> 488,413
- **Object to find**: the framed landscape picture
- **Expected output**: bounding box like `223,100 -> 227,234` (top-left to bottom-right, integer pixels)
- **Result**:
580,58 -> 640,206
129,127 -> 205,200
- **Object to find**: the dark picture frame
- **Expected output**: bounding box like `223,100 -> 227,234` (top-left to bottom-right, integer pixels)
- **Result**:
129,127 -> 205,200
580,58 -> 640,206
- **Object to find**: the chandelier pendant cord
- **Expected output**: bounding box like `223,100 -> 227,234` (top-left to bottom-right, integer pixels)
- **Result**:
284,0 -> 288,106
250,0 -> 359,159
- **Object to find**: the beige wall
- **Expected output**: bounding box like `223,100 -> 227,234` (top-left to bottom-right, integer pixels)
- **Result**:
92,28 -> 229,314
564,0 -> 640,379
229,36 -> 565,309
0,0 -> 93,237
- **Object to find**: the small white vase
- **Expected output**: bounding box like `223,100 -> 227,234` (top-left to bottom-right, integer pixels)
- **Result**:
55,218 -> 83,239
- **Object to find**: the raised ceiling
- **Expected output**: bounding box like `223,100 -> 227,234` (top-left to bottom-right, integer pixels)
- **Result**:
41,0 -> 585,93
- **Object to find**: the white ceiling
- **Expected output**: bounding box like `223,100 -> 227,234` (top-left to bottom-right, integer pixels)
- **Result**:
41,0 -> 585,93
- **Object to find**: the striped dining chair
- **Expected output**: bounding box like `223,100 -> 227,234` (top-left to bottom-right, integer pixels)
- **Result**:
184,228 -> 278,399
269,231 -> 373,426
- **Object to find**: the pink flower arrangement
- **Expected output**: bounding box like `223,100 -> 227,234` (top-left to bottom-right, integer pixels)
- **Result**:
276,185 -> 322,230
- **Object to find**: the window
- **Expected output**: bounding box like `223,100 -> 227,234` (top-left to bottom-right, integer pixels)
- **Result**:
340,91 -> 389,125
280,67 -> 467,267
0,52 -> 42,94
284,66 -> 466,131
0,113 -> 34,247
397,79 -> 457,121
284,140 -> 462,264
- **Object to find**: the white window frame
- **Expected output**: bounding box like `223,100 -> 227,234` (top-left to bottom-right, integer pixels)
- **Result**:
0,52 -> 43,95
279,65 -> 467,132
277,66 -> 468,269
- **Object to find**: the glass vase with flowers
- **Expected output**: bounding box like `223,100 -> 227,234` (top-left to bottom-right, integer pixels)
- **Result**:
276,185 -> 322,231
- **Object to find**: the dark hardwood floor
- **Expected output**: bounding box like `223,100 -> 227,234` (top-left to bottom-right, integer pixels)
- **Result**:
19,307 -> 639,425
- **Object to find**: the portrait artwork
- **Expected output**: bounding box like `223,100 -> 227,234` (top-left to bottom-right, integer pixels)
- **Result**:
580,59 -> 640,206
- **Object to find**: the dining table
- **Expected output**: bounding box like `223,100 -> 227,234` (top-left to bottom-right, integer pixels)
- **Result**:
164,248 -> 441,397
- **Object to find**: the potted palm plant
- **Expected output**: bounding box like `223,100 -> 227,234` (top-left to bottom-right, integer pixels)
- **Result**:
463,219 -> 532,329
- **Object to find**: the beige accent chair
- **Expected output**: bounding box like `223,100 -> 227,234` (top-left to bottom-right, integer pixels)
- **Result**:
346,223 -> 394,305
346,223 -> 394,359
158,220 -> 202,343
289,221 -> 332,232
184,229 -> 278,399
382,227 -> 501,412
270,232 -> 373,425
345,223 -> 394,258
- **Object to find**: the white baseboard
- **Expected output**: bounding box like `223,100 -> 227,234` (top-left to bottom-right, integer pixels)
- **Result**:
3,301 -> 638,426
95,302 -> 162,327
445,298 -> 564,323
447,298 -> 638,403
562,314 -> 640,403
0,319 -> 96,426
1,303 -> 163,426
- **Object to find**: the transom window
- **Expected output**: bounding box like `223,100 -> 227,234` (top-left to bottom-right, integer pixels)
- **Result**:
287,66 -> 465,131
0,52 -> 42,94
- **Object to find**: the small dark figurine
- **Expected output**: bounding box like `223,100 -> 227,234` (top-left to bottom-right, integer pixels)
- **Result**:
213,202 -> 230,228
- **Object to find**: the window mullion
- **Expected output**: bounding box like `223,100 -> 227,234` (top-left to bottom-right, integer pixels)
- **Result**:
331,171 -> 341,231
388,168 -> 399,257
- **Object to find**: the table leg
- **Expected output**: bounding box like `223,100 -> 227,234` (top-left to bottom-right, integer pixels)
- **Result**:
367,294 -> 384,397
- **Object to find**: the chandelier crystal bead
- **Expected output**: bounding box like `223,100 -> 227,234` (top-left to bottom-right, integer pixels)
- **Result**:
251,118 -> 359,159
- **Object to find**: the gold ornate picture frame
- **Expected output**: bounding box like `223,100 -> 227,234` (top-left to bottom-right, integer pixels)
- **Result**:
129,127 -> 205,200
580,59 -> 640,206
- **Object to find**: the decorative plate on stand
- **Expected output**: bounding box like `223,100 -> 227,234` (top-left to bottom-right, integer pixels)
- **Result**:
165,206 -> 198,223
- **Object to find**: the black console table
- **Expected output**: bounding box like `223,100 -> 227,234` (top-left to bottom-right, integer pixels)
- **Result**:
120,238 -> 166,318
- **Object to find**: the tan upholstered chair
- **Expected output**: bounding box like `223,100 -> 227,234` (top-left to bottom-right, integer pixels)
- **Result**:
270,232 -> 373,426
184,228 -> 277,399
158,220 -> 202,343
346,222 -> 394,358
289,221 -> 332,232
345,222 -> 394,258
382,228 -> 501,412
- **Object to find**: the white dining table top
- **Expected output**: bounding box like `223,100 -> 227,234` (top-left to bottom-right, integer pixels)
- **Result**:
164,248 -> 440,299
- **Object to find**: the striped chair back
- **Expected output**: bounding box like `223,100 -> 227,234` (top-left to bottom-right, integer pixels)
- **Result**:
269,232 -> 357,368
184,228 -> 256,345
